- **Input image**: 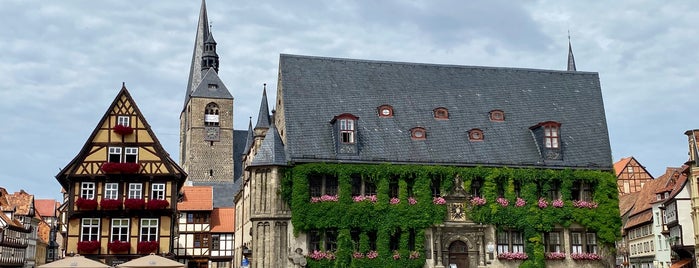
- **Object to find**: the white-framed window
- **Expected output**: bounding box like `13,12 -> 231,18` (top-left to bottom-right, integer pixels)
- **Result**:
109,147 -> 122,163
81,182 -> 95,199
544,125 -> 560,148
111,219 -> 129,242
544,231 -> 562,253
124,147 -> 138,163
571,231 -> 598,254
104,183 -> 119,199
340,119 -> 355,144
117,116 -> 130,127
140,219 -> 158,242
128,183 -> 142,199
151,183 -> 165,200
497,230 -> 524,253
81,218 -> 100,241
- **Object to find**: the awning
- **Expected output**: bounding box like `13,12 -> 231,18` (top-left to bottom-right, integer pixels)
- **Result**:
670,258 -> 692,268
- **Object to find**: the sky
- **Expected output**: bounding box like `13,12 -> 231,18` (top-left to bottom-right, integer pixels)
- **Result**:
1,0 -> 698,200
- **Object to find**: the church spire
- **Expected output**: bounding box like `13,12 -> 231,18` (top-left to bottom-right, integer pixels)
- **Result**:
255,84 -> 271,131
184,0 -> 211,110
201,27 -> 219,72
244,117 -> 254,155
567,33 -> 577,71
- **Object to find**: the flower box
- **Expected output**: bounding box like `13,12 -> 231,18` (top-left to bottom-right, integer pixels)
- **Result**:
108,241 -> 130,252
353,195 -> 377,203
552,199 -> 564,208
113,124 -> 134,135
124,198 -> 146,210
571,252 -> 601,260
76,198 -> 98,210
101,162 -> 140,173
498,252 -> 528,260
137,241 -> 159,254
538,197 -> 549,208
573,200 -> 598,209
366,250 -> 378,259
409,251 -> 420,259
352,252 -> 364,259
545,252 -> 566,260
389,197 -> 400,204
392,250 -> 401,260
77,240 -> 100,253
308,250 -> 336,260
310,194 -> 338,203
433,197 -> 446,205
496,197 -> 509,207
146,199 -> 170,210
515,197 -> 526,207
408,197 -> 418,205
470,196 -> 486,206
100,199 -> 122,210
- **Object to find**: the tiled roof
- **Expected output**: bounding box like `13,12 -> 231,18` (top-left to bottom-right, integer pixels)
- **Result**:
627,174 -> 667,217
624,210 -> 652,230
7,190 -> 33,216
618,191 -> 639,216
178,186 -> 213,211
35,199 -> 58,217
190,181 -> 236,207
613,157 -> 632,177
211,207 -> 235,233
278,54 -> 613,169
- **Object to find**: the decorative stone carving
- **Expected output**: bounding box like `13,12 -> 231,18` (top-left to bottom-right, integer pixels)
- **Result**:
289,248 -> 307,267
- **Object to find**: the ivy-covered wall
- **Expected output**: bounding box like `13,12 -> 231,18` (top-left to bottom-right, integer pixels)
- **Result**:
282,163 -> 621,268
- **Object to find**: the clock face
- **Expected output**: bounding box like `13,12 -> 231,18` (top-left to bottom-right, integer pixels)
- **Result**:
205,127 -> 219,141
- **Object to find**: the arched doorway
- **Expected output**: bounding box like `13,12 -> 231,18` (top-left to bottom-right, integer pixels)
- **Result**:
448,240 -> 469,268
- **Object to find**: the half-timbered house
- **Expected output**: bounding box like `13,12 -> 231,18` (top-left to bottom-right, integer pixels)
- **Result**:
55,85 -> 186,266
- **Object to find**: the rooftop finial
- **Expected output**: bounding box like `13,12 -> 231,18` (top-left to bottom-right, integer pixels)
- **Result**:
567,30 -> 577,72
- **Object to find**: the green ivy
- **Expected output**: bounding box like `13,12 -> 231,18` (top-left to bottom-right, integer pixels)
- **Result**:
284,163 -> 621,268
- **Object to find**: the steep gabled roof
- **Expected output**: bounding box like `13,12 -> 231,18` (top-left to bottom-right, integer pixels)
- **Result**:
249,120 -> 287,167
184,0 -> 211,110
618,191 -> 639,216
613,157 -> 633,177
55,85 -> 186,189
211,207 -> 235,233
7,190 -> 33,216
278,54 -> 612,169
35,199 -> 58,217
189,68 -> 232,99
624,210 -> 652,230
178,186 -> 213,211
254,86 -> 270,130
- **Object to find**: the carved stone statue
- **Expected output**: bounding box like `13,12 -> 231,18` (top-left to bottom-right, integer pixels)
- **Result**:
289,248 -> 307,267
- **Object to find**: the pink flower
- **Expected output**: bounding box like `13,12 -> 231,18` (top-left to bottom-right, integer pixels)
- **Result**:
496,197 -> 509,207
515,197 -> 526,207
545,252 -> 566,260
390,197 -> 400,204
353,195 -> 365,202
538,198 -> 549,208
498,252 -> 528,260
308,250 -> 336,260
352,252 -> 364,259
311,195 -> 338,203
573,200 -> 598,209
433,197 -> 446,205
571,252 -> 601,260
408,197 -> 418,205
366,195 -> 377,203
409,251 -> 420,259
366,250 -> 378,259
552,199 -> 564,208
392,250 -> 401,260
470,196 -> 486,206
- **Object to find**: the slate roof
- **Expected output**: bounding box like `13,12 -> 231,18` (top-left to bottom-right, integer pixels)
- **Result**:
278,54 -> 613,169
255,87 -> 270,129
190,68 -> 233,99
250,121 -> 287,167
211,207 -> 235,233
184,0 -> 211,110
190,182 -> 236,207
233,129 -> 248,181
178,186 -> 213,211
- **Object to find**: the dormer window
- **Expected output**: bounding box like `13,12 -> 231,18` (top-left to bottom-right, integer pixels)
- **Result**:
434,107 -> 449,120
331,113 -> 358,145
529,121 -> 563,160
378,105 -> 394,118
208,84 -> 219,89
543,123 -> 560,149
411,127 -> 426,140
490,110 -> 505,122
468,129 -> 484,141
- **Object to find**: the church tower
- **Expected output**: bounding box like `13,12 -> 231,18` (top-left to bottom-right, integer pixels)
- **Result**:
180,0 -> 235,184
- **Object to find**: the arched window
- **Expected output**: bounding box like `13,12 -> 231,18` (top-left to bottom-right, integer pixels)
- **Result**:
204,102 -> 220,126
433,107 -> 449,120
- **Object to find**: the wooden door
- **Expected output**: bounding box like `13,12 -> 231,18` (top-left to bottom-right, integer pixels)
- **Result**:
448,241 -> 469,268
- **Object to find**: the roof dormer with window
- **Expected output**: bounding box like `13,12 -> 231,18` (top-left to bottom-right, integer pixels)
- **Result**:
529,121 -> 563,161
331,113 -> 359,156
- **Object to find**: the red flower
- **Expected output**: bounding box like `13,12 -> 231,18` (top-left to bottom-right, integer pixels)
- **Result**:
137,241 -> 159,254
124,198 -> 145,210
76,198 -> 98,210
146,199 -> 170,210
101,162 -> 140,173
100,199 -> 122,210
108,241 -> 130,252
77,240 -> 100,253
113,124 -> 134,135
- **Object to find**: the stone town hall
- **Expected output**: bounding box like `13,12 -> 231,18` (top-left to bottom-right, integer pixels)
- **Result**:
180,1 -> 620,268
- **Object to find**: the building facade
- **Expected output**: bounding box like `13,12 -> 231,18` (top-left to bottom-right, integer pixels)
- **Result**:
0,188 -> 31,268
55,86 -> 186,266
35,199 -> 63,263
615,157 -> 654,195
685,130 -> 699,268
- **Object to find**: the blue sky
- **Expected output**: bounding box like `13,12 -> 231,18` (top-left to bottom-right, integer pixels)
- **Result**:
1,0 -> 697,200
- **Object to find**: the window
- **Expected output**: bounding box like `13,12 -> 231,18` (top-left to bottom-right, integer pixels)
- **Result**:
309,174 -> 338,197
117,116 -> 130,127
81,218 -> 100,241
205,103 -> 220,126
544,231 -> 562,252
408,228 -> 416,251
81,182 -> 95,199
411,127 -> 426,140
367,230 -> 377,251
544,124 -> 560,149
350,229 -> 361,251
548,180 -> 561,200
433,107 -> 449,119
128,183 -> 142,199
140,219 -> 158,242
309,229 -> 337,252
151,183 -> 165,200
104,183 -> 119,200
468,129 -> 484,141
124,147 -> 138,163
187,212 -> 210,224
378,105 -> 394,118
571,231 -> 597,254
351,175 -> 376,197
389,177 -> 399,198
489,110 -> 505,122
340,119 -> 355,144
389,229 -> 401,251
571,181 -> 593,201
471,178 -> 483,197
109,147 -> 122,163
212,234 -> 220,250
111,219 -> 129,242
497,230 -> 524,253
431,178 -> 441,197
194,234 -> 209,248
627,166 -> 634,173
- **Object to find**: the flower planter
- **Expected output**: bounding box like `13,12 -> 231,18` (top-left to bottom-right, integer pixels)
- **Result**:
146,199 -> 170,210
137,241 -> 159,254
571,253 -> 601,260
76,198 -> 98,210
100,199 -> 122,210
113,124 -> 134,135
497,252 -> 528,260
124,198 -> 146,210
108,241 -> 130,253
545,252 -> 566,260
433,197 -> 446,205
101,162 -> 140,173
77,240 -> 100,253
